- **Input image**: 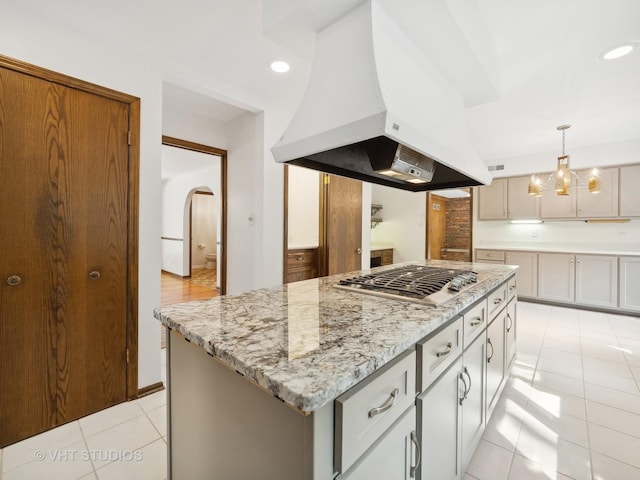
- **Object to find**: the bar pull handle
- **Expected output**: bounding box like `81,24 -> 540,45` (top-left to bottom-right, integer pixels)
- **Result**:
436,342 -> 453,358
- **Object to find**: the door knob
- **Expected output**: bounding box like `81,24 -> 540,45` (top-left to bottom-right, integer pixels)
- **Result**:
7,275 -> 21,286
89,271 -> 101,280
356,248 -> 362,254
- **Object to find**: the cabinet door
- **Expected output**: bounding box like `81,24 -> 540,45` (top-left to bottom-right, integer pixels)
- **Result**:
575,255 -> 618,308
538,253 -> 575,303
620,257 -> 640,312
505,299 -> 517,370
460,335 -> 485,473
620,165 -> 640,217
418,357 -> 462,480
507,176 -> 540,219
505,251 -> 538,298
577,167 -> 619,218
486,313 -> 505,419
478,178 -> 507,220
340,406 -> 417,480
540,176 -> 576,218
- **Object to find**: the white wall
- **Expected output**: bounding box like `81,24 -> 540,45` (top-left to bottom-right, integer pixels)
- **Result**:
191,194 -> 217,268
370,185 -> 426,262
287,166 -> 320,248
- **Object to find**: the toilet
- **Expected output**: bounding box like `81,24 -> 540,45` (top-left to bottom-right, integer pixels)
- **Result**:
205,253 -> 217,270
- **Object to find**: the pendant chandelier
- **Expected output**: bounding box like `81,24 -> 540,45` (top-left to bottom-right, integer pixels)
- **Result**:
527,125 -> 602,197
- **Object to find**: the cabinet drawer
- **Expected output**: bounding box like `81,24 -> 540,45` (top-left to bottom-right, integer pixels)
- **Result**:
287,249 -> 317,267
463,299 -> 487,350
476,250 -> 505,262
507,275 -> 517,301
488,283 -> 508,319
417,317 -> 463,392
335,349 -> 416,474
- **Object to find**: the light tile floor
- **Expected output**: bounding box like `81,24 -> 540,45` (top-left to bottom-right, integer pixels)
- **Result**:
1,302 -> 639,479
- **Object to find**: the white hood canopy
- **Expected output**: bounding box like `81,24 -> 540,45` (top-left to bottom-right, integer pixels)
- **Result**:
272,0 -> 492,191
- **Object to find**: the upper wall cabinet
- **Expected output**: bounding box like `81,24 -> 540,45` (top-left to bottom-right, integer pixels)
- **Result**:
507,176 -> 540,219
540,175 -> 577,219
620,165 -> 640,217
478,177 -> 507,220
576,167 -> 619,218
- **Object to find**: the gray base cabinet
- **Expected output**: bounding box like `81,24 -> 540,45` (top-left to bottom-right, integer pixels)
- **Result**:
505,298 -> 517,370
460,335 -> 486,473
505,251 -> 537,298
538,253 -> 575,303
418,357 -> 463,480
620,257 -> 640,312
486,310 -> 506,419
575,254 -> 618,308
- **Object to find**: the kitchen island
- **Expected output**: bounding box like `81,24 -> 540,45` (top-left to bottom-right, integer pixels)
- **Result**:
154,260 -> 518,480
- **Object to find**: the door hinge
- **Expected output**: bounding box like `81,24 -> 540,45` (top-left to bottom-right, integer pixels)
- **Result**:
324,174 -> 330,185
127,131 -> 132,146
126,348 -> 130,364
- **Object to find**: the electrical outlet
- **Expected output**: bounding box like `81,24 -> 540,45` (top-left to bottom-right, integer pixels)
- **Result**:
531,230 -> 539,238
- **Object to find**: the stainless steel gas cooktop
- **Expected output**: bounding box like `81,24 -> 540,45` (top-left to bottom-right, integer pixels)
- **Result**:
335,264 -> 483,306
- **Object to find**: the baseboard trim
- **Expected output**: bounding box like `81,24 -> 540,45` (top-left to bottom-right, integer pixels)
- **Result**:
138,381 -> 165,398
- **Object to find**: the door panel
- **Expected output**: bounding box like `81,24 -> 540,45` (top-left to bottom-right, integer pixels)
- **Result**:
0,68 -> 59,446
428,194 -> 446,259
322,174 -> 362,275
57,88 -> 129,422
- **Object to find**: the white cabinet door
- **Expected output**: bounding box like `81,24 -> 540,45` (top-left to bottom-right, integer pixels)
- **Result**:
486,312 -> 505,419
418,357 -> 462,480
505,251 -> 538,298
460,335 -> 485,473
478,178 -> 507,220
538,253 -> 575,303
540,176 -> 576,219
577,167 -> 619,218
620,165 -> 640,217
575,255 -> 618,308
505,299 -> 517,370
340,406 -> 417,480
620,257 -> 640,312
507,176 -> 540,219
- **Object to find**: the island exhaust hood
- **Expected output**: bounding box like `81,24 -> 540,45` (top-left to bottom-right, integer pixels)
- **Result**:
271,0 -> 492,192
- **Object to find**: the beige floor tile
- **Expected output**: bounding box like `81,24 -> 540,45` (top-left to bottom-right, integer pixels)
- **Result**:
84,415 -> 160,470
79,401 -> 144,438
582,356 -> 633,377
536,357 -> 583,381
583,367 -> 640,395
524,401 -> 588,447
2,421 -> 84,473
146,406 -> 167,438
95,438 -> 166,480
465,439 -> 513,480
591,452 -> 640,480
586,400 -> 640,440
2,440 -> 94,480
532,371 -> 584,398
136,390 -> 167,414
589,423 -> 640,469
584,383 -> 640,415
508,454 -> 574,480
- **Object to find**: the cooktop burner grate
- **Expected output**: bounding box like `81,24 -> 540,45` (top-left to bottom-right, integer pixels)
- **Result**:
337,265 -> 477,300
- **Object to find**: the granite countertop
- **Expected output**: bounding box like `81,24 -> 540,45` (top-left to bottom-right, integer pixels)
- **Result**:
154,260 -> 517,413
476,244 -> 640,256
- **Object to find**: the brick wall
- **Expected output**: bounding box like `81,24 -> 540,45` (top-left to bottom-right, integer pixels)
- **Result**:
444,197 -> 471,262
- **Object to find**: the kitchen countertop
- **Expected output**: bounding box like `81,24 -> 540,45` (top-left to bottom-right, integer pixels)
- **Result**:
476,243 -> 640,256
154,260 -> 517,413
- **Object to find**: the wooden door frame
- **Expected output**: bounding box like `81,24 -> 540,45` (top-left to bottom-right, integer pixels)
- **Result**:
161,136 -> 228,295
425,189 -> 474,262
0,54 -> 141,401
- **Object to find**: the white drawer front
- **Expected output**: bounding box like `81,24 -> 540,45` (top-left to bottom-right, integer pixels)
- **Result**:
488,283 -> 508,320
476,250 -> 505,262
463,299 -> 487,350
335,349 -> 416,474
417,317 -> 463,392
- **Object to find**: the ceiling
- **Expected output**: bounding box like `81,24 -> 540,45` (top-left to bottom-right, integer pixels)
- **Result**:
11,0 -> 640,165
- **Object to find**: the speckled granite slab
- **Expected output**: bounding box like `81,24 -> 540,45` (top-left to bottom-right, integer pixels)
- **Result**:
154,260 -> 517,413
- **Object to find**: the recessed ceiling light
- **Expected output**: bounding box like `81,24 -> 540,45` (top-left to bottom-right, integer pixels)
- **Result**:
269,60 -> 291,73
600,42 -> 639,60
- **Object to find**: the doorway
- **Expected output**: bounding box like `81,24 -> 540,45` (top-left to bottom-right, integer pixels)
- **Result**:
426,189 -> 473,262
161,136 -> 227,295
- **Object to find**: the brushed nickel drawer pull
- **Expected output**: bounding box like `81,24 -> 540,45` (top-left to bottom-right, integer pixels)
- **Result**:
493,298 -> 503,305
506,313 -> 513,333
469,317 -> 483,327
7,275 -> 21,286
368,388 -> 399,418
436,342 -> 453,358
410,430 -> 421,478
487,338 -> 494,363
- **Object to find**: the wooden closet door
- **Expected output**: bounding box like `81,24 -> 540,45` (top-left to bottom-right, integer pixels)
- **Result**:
0,66 -> 130,447
56,87 -> 129,422
0,68 -> 58,445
